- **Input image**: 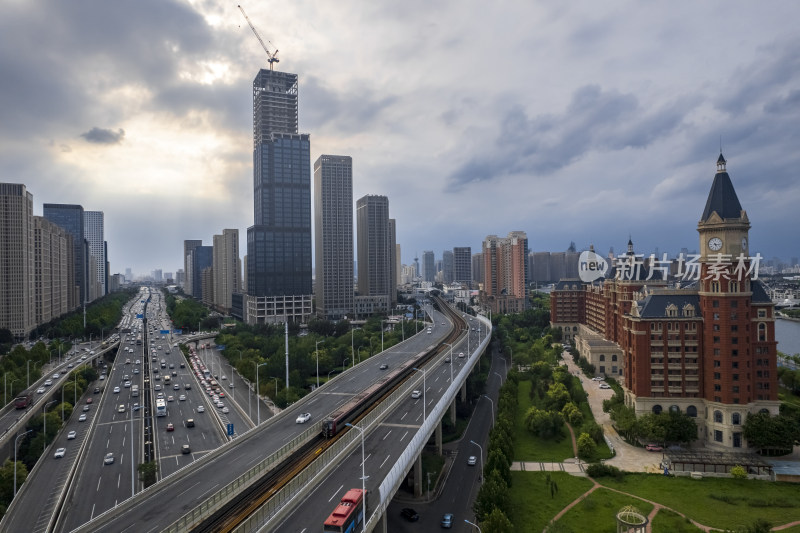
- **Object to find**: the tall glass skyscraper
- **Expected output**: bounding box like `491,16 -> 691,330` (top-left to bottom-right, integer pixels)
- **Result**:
84,211 -> 105,298
43,203 -> 87,305
246,69 -> 312,323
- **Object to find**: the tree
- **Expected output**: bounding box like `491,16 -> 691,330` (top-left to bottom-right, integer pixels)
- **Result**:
730,465 -> 747,479
481,507 -> 513,533
474,469 -> 510,521
524,407 -> 564,439
546,382 -> 570,411
561,402 -> 583,426
577,432 -> 596,460
485,449 -> 511,487
0,458 -> 26,508
743,412 -> 800,453
138,461 -> 159,488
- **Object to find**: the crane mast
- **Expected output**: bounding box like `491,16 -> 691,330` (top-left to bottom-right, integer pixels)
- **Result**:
238,4 -> 279,70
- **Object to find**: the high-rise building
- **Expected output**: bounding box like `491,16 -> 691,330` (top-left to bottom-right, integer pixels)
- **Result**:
422,251 -> 435,283
213,229 -> 241,314
84,211 -> 105,298
192,246 -> 213,300
388,218 -> 397,306
453,247 -> 472,286
33,217 -> 73,325
314,155 -> 353,320
472,253 -> 483,288
246,69 -> 312,323
442,250 -> 454,284
481,231 -> 528,314
0,183 -> 35,338
183,240 -> 202,296
356,195 -> 391,313
43,203 -> 87,305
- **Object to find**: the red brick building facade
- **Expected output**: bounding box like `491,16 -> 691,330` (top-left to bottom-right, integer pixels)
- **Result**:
551,155 -> 779,449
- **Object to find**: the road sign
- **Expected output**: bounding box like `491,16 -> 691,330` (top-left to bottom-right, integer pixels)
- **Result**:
227,423 -> 234,436
160,330 -> 169,334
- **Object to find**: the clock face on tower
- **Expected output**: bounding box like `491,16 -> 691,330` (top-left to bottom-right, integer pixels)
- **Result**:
708,237 -> 723,251
741,237 -> 748,251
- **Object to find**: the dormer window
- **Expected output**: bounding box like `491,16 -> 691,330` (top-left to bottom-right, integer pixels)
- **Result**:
683,304 -> 695,318
666,304 -> 678,318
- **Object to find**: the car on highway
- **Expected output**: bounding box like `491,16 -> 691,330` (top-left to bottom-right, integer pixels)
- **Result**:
113,386 -> 120,394
185,383 -> 191,390
104,452 -> 115,465
458,352 -> 465,358
166,423 -> 174,432
179,394 -> 186,401
441,513 -> 454,528
218,392 -> 225,398
645,444 -> 663,452
86,397 -> 93,404
78,413 -> 87,422
117,404 -> 125,413
82,405 -> 90,412
93,387 -> 101,394
444,356 -> 451,363
54,447 -> 66,459
411,390 -> 422,399
167,396 -> 174,402
181,444 -> 191,454
401,508 -> 419,522
173,384 -> 180,390
67,430 -> 77,440
44,379 -> 53,387
197,405 -> 205,413
379,364 -> 388,370
186,419 -> 195,427
154,384 -> 162,391
133,368 -> 140,374
99,375 -> 105,380
222,407 -> 229,414
52,373 -> 60,379
36,387 -> 46,394
467,455 -> 477,466
296,412 -> 311,424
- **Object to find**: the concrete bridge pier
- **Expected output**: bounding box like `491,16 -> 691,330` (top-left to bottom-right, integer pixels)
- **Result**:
413,453 -> 423,497
450,398 -> 456,425
435,418 -> 442,456
460,381 -> 467,403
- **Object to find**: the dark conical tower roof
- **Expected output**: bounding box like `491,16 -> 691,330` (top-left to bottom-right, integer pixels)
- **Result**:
700,153 -> 743,222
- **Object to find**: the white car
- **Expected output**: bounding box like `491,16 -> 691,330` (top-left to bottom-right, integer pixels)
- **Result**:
104,452 -> 115,465
411,390 -> 422,399
36,387 -> 46,394
78,413 -> 87,422
222,407 -> 230,414
113,386 -> 121,393
67,430 -> 77,440
458,352 -> 465,358
99,375 -> 105,380
124,381 -> 131,388
167,396 -> 174,402
178,394 -> 186,401
54,447 -> 66,459
197,405 -> 205,413
599,383 -> 611,390
44,379 -> 53,387
296,412 -> 311,424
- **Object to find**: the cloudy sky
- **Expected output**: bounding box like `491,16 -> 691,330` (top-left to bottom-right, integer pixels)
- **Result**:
2,1 -> 799,276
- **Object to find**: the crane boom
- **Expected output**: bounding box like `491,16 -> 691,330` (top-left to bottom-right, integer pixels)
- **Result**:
238,4 -> 279,70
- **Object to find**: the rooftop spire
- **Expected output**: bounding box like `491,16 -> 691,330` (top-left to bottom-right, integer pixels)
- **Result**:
701,154 -> 743,222
717,153 -> 727,173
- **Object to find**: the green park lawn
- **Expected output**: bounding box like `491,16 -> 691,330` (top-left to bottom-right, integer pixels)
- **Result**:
598,474 -> 800,530
651,508 -> 703,533
514,380 -> 575,461
508,471 -> 593,532
555,486 -> 654,533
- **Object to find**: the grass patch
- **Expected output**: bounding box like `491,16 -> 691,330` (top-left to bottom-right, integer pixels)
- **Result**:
508,471 -> 593,532
598,474 -> 800,530
651,508 -> 703,533
555,487 -> 653,533
514,380 -> 575,461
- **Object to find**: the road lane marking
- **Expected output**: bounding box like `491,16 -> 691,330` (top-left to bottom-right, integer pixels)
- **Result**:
380,455 -> 391,469
382,430 -> 392,440
329,484 -> 344,502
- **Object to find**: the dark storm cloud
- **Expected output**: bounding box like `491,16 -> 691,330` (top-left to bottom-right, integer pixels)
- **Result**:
81,127 -> 125,144
448,85 -> 692,187
300,76 -> 398,133
0,0 -> 217,140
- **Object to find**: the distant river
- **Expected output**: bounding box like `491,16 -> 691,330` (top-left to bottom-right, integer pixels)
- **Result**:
776,318 -> 800,356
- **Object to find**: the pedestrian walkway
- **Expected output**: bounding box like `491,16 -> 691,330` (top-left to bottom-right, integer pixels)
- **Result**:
511,460 -> 586,475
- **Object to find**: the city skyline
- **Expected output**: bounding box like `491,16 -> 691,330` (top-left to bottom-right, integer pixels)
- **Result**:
2,2 -> 799,275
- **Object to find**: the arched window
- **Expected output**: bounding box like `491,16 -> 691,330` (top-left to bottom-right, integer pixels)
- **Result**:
599,354 -> 605,361
759,408 -> 770,414
652,405 -> 663,415
686,405 -> 698,417
732,412 -> 741,425
714,410 -> 723,423
669,405 -> 680,414
758,322 -> 766,342
612,354 -> 618,362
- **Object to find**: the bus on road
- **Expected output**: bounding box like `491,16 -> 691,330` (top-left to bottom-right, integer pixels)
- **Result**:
156,398 -> 167,417
324,488 -> 365,533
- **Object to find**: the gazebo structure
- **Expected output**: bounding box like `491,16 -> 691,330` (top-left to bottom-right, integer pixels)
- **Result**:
616,505 -> 648,533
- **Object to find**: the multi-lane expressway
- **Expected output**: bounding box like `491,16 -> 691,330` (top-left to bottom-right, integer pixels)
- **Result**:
60,305 -> 458,532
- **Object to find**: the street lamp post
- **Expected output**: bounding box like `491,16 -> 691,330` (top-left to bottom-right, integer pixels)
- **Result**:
470,440 -> 484,483
27,360 -> 31,389
345,422 -> 368,533
229,362 -> 234,404
381,320 -> 386,352
315,340 -> 324,388
254,362 -> 269,425
43,399 -> 58,455
494,371 -> 503,386
342,358 -> 349,373
464,519 -> 482,532
482,395 -> 495,427
412,367 -> 427,421
14,430 -> 33,497
269,377 -> 278,398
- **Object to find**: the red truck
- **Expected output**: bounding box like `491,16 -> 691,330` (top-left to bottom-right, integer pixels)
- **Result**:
14,391 -> 34,409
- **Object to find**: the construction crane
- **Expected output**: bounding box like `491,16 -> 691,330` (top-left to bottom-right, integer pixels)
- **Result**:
238,4 -> 279,70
